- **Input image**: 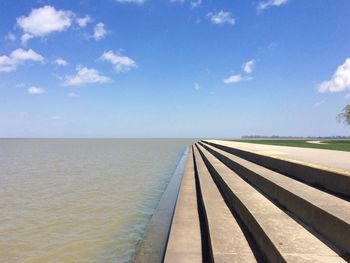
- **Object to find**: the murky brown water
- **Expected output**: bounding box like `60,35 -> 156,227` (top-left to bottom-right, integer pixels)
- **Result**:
0,139 -> 195,263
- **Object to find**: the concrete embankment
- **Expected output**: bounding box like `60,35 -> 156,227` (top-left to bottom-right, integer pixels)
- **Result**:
135,141 -> 350,262
133,148 -> 189,263
202,140 -> 350,200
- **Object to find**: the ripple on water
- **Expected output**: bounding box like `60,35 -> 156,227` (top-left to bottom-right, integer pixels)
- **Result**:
0,139 -> 195,263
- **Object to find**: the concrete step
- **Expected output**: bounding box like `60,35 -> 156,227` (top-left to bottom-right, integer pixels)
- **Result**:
201,140 -> 350,199
163,147 -> 202,263
199,142 -> 350,257
192,146 -> 257,262
196,143 -> 346,263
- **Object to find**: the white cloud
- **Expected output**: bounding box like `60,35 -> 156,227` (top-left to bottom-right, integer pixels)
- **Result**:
318,58 -> 350,93
115,0 -> 145,3
17,5 -> 73,44
191,0 -> 202,8
243,60 -> 256,74
224,74 -> 243,84
68,92 -> 79,98
55,58 -> 68,66
9,49 -> 43,62
207,11 -> 235,25
21,33 -> 33,45
76,15 -> 92,27
0,48 -> 44,73
28,86 -> 45,95
101,50 -> 137,73
224,74 -> 252,84
258,0 -> 288,11
5,32 -> 16,41
93,22 -> 107,41
63,65 -> 111,86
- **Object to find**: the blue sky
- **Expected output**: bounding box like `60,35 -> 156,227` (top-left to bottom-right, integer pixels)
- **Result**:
1,0 -> 350,138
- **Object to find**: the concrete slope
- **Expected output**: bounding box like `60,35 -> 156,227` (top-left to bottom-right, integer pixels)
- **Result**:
199,142 -> 350,257
193,146 -> 257,262
163,147 -> 202,263
197,143 -> 346,263
203,140 -> 350,173
134,148 -> 189,263
202,140 -> 350,199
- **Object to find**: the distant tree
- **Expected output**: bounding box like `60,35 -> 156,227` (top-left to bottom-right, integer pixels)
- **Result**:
337,105 -> 350,126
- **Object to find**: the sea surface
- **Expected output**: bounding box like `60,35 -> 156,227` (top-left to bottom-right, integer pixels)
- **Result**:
0,139 -> 195,263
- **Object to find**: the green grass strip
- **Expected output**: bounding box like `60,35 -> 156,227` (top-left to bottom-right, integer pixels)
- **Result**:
233,140 -> 350,152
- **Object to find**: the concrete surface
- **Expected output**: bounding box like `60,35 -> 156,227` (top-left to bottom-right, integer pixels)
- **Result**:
193,146 -> 257,262
204,140 -> 350,174
200,142 -> 350,256
137,140 -> 349,262
203,140 -> 350,198
163,147 -> 202,263
197,143 -> 346,263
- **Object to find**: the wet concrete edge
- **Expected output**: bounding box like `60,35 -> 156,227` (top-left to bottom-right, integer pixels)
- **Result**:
132,147 -> 189,263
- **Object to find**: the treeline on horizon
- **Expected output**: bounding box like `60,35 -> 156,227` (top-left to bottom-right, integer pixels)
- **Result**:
241,136 -> 350,140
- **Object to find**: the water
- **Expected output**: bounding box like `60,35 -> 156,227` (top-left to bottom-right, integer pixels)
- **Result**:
0,139 -> 195,263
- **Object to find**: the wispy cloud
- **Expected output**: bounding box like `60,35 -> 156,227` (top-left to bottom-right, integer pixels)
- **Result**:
0,48 -> 44,73
170,0 -> 201,8
68,92 -> 79,98
257,0 -> 288,11
55,58 -> 68,66
224,59 -> 256,85
16,83 -> 26,88
17,5 -> 73,44
207,11 -> 235,25
115,0 -> 145,3
4,32 -> 16,41
93,22 -> 107,41
28,86 -> 46,95
224,74 -> 243,84
318,58 -> 350,93
50,115 -> 61,121
101,50 -> 137,73
170,0 -> 185,4
223,74 -> 252,84
194,82 -> 200,90
243,60 -> 256,74
21,33 -> 33,45
76,15 -> 92,28
63,65 -> 111,86
115,0 -> 145,4
191,0 -> 202,8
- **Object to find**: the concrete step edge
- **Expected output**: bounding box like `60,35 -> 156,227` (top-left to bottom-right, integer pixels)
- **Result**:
193,145 -> 258,262
197,144 -> 285,262
197,143 -> 347,263
134,147 -> 189,263
199,141 -> 350,258
163,147 -> 202,263
201,140 -> 350,200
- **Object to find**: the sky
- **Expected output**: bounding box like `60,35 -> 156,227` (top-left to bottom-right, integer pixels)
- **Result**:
1,0 -> 350,138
